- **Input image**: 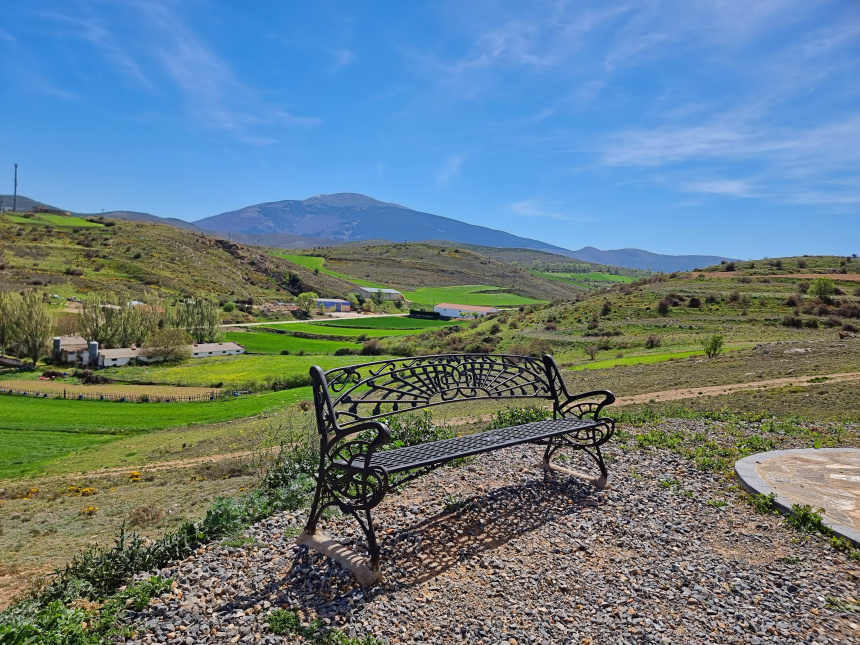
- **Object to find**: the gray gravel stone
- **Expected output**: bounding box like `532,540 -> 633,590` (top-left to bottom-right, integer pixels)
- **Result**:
121,420 -> 860,644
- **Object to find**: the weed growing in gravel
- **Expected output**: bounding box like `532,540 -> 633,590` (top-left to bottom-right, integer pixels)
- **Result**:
442,493 -> 474,513
0,575 -> 172,644
267,608 -> 383,644
825,596 -> 860,614
780,555 -> 804,565
706,499 -> 729,508
785,504 -> 830,534
749,492 -> 778,514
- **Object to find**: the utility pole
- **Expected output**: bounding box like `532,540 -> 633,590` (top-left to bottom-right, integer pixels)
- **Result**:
13,163 -> 18,211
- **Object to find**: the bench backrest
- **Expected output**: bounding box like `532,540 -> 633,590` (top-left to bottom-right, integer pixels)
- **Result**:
310,353 -> 569,432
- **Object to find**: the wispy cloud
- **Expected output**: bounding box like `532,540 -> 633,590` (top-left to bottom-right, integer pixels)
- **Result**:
41,1 -> 320,143
680,179 -> 757,198
329,49 -> 355,71
437,154 -> 465,185
510,199 -> 567,220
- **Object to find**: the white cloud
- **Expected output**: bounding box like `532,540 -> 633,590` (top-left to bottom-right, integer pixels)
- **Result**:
680,179 -> 756,198
510,199 -> 567,220
436,154 -> 465,185
329,49 -> 355,71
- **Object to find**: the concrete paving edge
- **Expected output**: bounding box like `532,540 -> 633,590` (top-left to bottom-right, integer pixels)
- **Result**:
735,448 -> 860,547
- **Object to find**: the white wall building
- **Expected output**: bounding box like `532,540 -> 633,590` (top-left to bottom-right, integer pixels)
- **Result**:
190,342 -> 245,358
433,303 -> 499,318
358,287 -> 402,301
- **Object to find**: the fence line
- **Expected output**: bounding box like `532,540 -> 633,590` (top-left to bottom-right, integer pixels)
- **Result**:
0,387 -> 244,403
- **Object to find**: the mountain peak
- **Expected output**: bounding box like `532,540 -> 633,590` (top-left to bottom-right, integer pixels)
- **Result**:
301,193 -> 406,209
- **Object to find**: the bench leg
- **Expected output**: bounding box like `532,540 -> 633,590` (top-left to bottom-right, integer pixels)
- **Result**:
542,439 -> 610,490
297,471 -> 385,585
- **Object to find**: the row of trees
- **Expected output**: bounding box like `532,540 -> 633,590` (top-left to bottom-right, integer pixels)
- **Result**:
79,294 -> 223,348
0,290 -> 225,366
0,291 -> 53,365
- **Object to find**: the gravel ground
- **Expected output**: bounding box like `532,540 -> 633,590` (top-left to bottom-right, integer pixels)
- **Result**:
122,419 -> 860,644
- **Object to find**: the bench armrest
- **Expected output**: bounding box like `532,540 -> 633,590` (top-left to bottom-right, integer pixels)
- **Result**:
558,389 -> 616,420
327,420 -> 392,472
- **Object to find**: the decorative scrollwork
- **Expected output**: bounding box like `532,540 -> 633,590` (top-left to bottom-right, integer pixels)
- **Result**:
323,463 -> 388,512
323,354 -> 555,427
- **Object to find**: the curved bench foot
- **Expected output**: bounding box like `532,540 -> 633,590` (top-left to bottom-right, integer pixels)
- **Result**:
542,459 -> 610,490
296,530 -> 383,586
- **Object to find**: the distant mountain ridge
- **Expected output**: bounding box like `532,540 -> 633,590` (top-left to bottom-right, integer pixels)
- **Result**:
193,193 -> 734,271
5,193 -> 736,271
566,246 -> 731,273
193,193 -> 577,255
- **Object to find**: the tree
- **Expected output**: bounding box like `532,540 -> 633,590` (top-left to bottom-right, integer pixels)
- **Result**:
295,292 -> 318,315
347,294 -> 360,311
701,333 -> 724,359
585,345 -> 598,360
16,291 -> 52,365
173,299 -> 223,343
142,328 -> 193,362
79,293 -> 161,348
0,291 -> 22,357
809,276 -> 836,300
371,289 -> 386,307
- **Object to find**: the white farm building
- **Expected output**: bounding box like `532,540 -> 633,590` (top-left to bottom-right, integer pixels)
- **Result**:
433,303 -> 499,319
358,287 -> 402,301
72,340 -> 245,368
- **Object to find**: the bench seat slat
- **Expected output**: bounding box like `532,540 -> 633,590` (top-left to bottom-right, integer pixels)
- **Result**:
336,417 -> 601,474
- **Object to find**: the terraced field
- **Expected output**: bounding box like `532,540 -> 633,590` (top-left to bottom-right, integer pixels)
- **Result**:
403,285 -> 545,307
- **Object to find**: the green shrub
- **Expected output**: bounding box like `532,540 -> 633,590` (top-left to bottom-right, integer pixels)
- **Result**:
749,492 -> 777,514
486,405 -> 552,430
785,504 -> 831,534
701,333 -> 724,358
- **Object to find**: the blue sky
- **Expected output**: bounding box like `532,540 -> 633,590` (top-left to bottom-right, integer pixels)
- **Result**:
2,1 -> 858,259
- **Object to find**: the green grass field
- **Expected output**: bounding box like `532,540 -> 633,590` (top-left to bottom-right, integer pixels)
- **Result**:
106,354 -> 361,387
273,253 -> 384,288
4,213 -> 104,227
0,428 -> 118,479
403,285 -> 546,307
225,331 -> 358,354
261,322 -> 433,338
310,317 -> 463,330
0,387 -> 311,435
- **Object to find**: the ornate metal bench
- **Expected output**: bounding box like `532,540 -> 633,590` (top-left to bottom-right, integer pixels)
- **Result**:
297,353 -> 615,584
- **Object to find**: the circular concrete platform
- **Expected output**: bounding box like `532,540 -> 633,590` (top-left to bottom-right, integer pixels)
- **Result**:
735,448 -> 860,546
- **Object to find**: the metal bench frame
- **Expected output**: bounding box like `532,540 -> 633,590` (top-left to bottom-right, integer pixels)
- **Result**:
296,353 -> 615,584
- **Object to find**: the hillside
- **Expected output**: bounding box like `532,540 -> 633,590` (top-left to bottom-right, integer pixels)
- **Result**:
291,242 -> 586,301
0,211 -> 356,301
566,246 -> 736,273
193,193 -> 575,254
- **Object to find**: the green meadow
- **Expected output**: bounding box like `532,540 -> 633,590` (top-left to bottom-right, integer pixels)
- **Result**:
310,316 -> 463,330
402,285 -> 546,307
261,322 -> 432,338
224,331 -> 357,354
4,213 -> 104,227
106,354 -> 360,387
273,253 -> 384,288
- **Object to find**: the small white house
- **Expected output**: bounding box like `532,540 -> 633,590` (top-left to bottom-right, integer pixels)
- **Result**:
433,303 -> 499,319
358,287 -> 402,301
191,342 -> 245,358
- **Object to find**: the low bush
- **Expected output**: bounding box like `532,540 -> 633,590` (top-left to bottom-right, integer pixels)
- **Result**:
644,334 -> 661,349
781,316 -> 803,329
